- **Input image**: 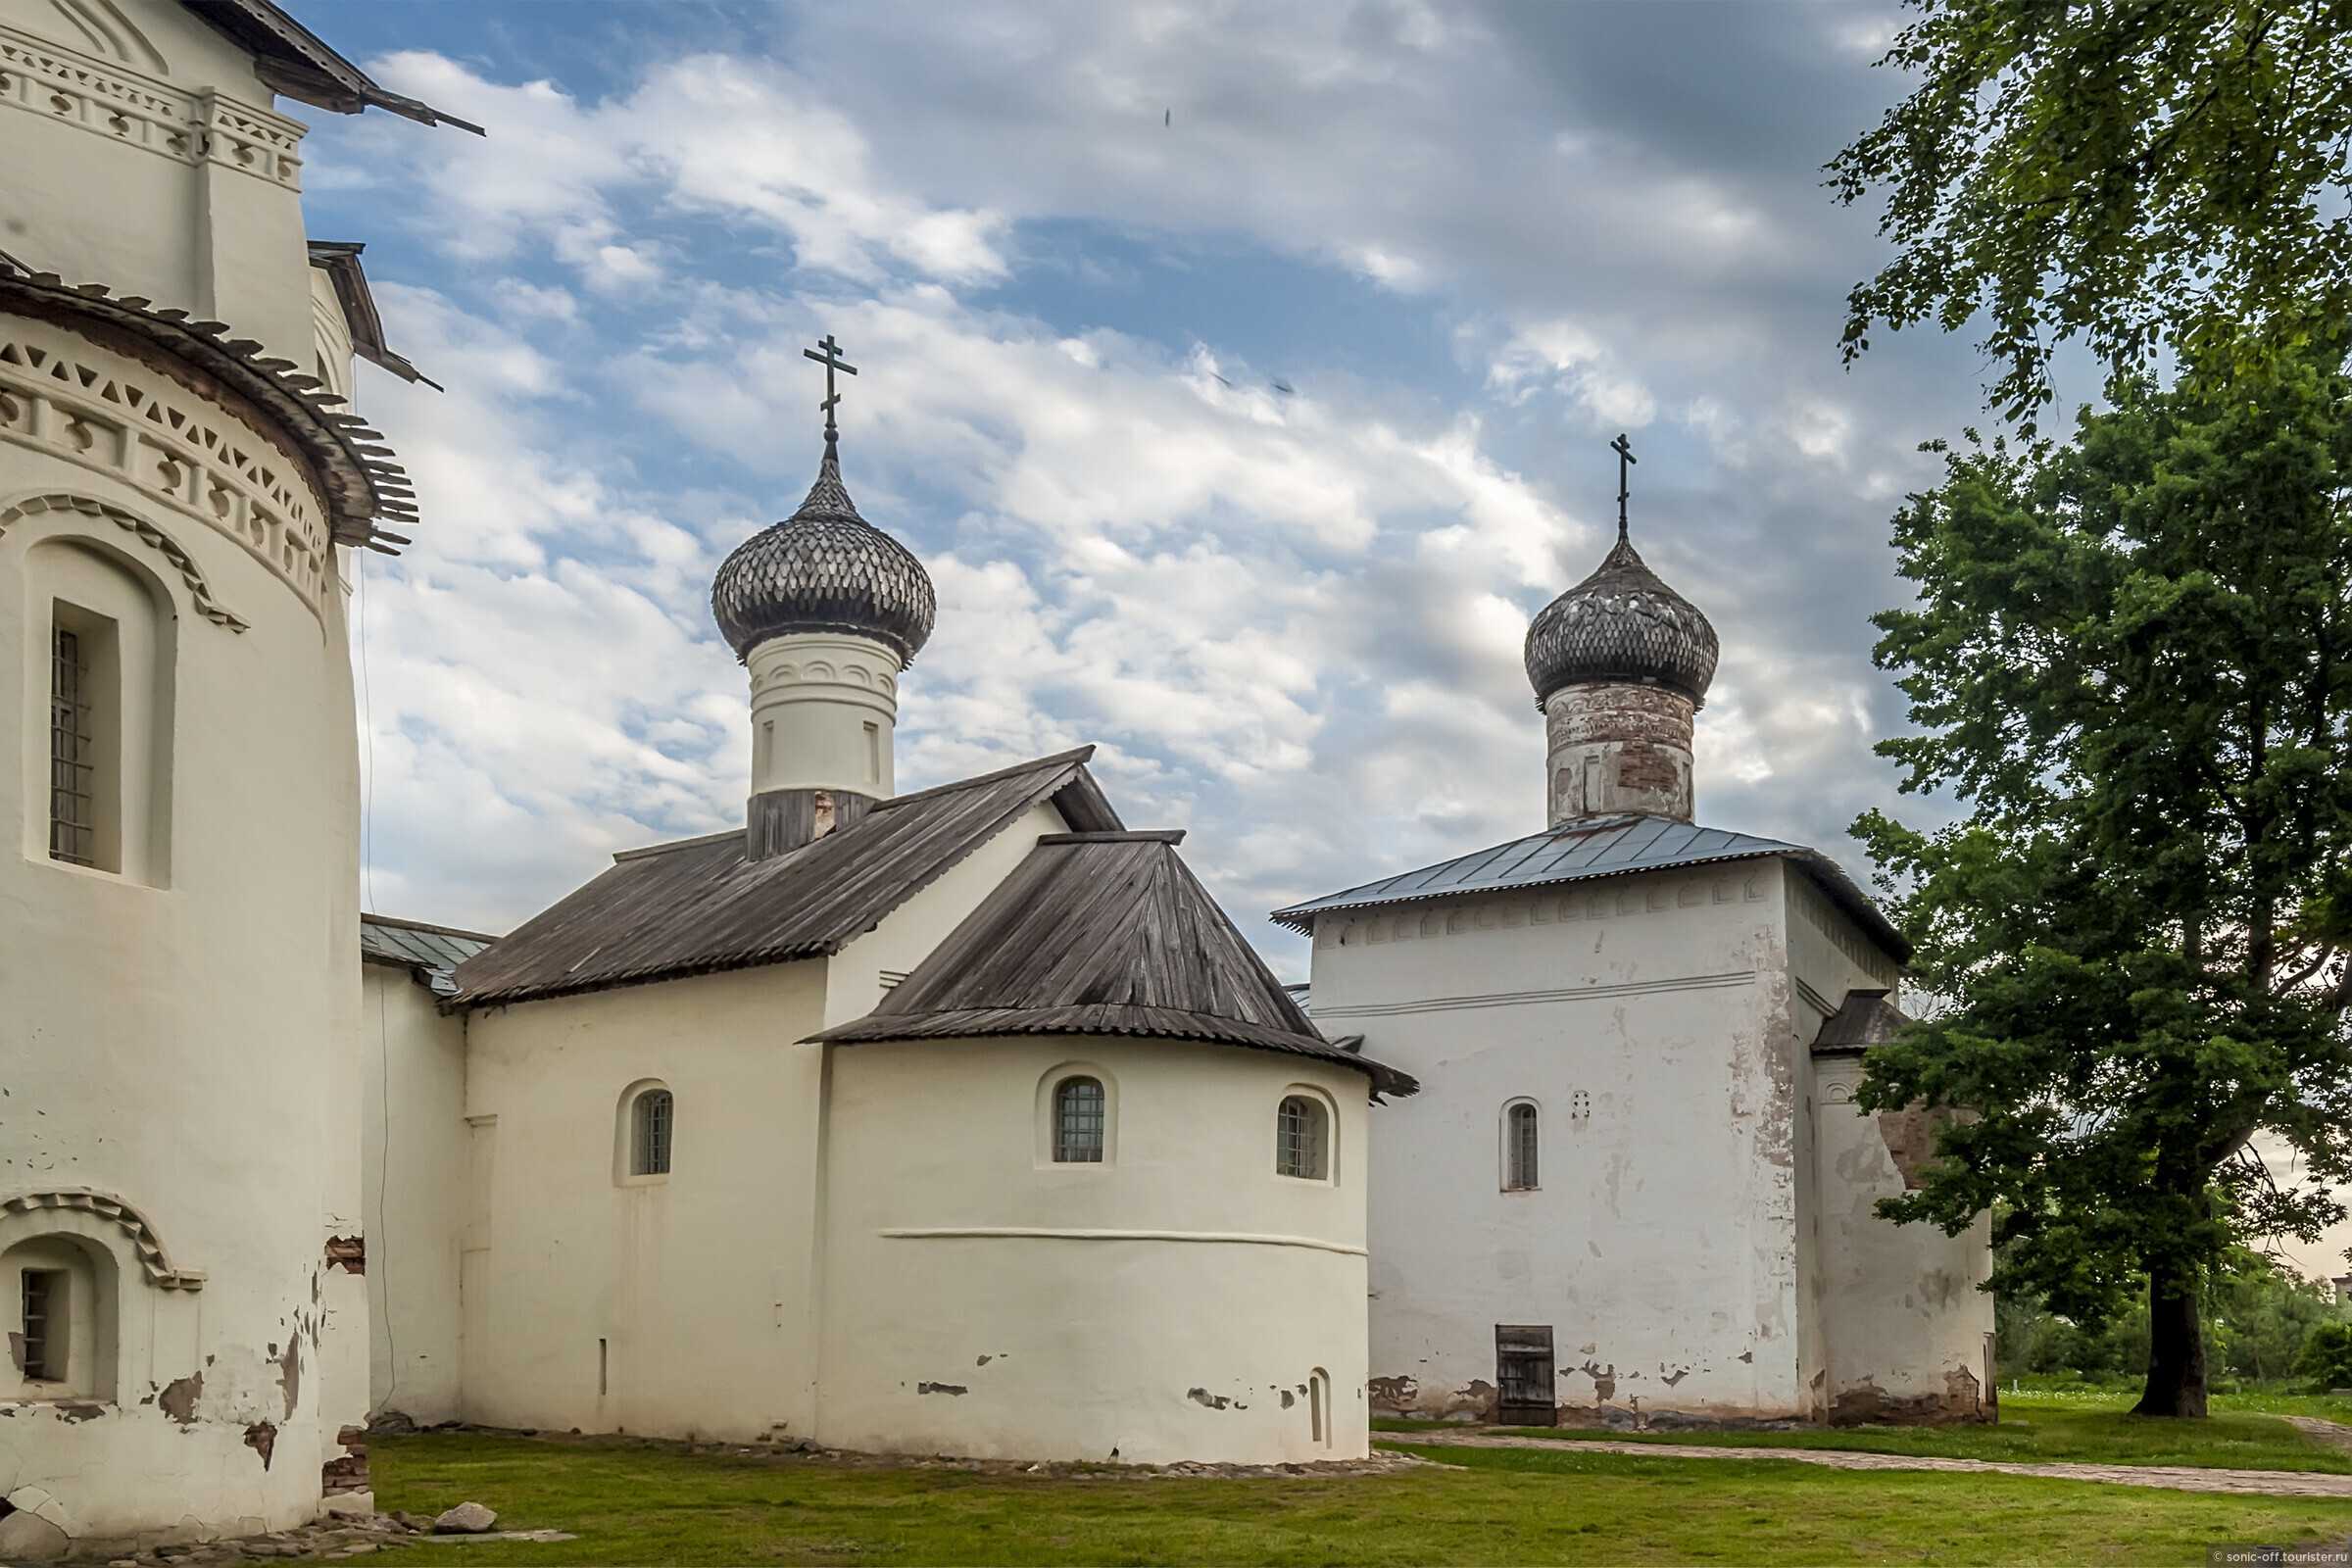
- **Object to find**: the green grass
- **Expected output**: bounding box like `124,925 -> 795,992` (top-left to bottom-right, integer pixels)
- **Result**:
1378,1393 -> 2352,1472
2010,1373 -> 2352,1419
370,1430 -> 2352,1566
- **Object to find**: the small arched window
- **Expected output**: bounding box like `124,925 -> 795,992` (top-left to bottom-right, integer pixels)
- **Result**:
1054,1076 -> 1105,1163
630,1087 -> 673,1177
1504,1102 -> 1540,1191
1276,1095 -> 1329,1181
4,1235 -> 114,1400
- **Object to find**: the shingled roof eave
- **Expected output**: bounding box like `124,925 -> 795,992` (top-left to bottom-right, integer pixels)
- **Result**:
1271,825 -> 1910,966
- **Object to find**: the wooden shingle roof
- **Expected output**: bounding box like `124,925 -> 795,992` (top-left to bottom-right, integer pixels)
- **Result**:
449,749 -> 1119,1010
1811,988 -> 1910,1056
810,831 -> 1417,1100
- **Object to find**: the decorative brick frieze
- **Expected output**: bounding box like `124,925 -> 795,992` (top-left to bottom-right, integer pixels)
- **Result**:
0,314 -> 332,619
0,27 -> 304,189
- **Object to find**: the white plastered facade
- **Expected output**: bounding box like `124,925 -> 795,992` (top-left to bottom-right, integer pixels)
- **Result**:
0,1 -> 375,1552
1310,855 -> 1993,1427
372,796 -> 1378,1462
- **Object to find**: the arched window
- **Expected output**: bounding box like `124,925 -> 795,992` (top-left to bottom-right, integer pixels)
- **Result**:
1276,1095 -> 1330,1181
23,535 -> 173,883
4,1235 -> 114,1400
1504,1102 -> 1540,1191
1053,1076 -> 1105,1163
628,1086 -> 673,1177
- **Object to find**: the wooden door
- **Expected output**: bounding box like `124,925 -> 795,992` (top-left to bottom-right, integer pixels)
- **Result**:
1494,1324 -> 1557,1426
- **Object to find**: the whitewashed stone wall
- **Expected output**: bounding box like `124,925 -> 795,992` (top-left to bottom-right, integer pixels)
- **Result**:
0,337 -> 365,1549
1321,858 -> 1809,1424
819,1038 -> 1371,1463
361,963 -> 468,1427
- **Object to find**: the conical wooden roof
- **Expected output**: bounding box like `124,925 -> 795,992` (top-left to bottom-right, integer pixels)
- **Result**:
811,831 -> 1416,1098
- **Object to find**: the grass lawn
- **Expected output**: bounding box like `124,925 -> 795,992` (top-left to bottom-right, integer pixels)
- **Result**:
1378,1393 -> 2352,1473
2009,1374 -> 2352,1421
372,1430 -> 2352,1566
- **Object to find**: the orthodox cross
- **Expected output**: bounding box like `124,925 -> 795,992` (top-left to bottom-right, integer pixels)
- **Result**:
803,333 -> 858,443
1610,431 -> 1638,541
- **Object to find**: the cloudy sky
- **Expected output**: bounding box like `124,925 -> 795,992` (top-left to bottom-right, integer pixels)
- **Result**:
292,0 -> 2017,974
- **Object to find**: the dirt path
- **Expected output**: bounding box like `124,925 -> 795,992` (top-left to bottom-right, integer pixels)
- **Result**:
1384,1428 -> 2352,1500
2287,1416 -> 2352,1456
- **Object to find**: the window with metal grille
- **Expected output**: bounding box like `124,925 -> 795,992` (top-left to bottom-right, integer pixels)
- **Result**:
1054,1076 -> 1104,1163
49,624 -> 96,866
1504,1102 -> 1540,1190
21,1269 -> 63,1382
1276,1095 -> 1328,1180
632,1088 -> 673,1176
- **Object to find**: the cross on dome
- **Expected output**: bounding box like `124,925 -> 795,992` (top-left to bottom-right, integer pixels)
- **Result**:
804,332 -> 858,446
1610,431 -> 1638,542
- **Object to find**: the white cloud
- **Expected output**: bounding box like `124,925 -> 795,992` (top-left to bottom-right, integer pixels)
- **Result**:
1486,318 -> 1658,431
315,3 -> 1995,963
349,52 -> 1010,290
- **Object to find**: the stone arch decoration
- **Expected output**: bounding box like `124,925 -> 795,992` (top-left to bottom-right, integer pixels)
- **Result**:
0,1188 -> 205,1291
2,492 -> 248,630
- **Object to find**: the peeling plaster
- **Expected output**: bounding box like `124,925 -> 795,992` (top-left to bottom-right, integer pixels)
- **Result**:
914,1382 -> 967,1397
158,1372 -> 203,1426
274,1338 -> 301,1423
243,1420 -> 276,1470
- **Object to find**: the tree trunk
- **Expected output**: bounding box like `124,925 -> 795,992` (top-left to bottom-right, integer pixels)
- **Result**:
2133,1265 -> 2210,1418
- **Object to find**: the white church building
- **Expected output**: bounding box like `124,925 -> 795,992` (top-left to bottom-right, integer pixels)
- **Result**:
0,0 -> 475,1554
365,395 -> 1416,1470
2,0 -> 2000,1553
1276,463 -> 1996,1428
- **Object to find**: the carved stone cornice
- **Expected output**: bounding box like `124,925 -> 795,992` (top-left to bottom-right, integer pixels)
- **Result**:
0,26 -> 304,190
0,260 -> 416,564
0,314 -> 333,617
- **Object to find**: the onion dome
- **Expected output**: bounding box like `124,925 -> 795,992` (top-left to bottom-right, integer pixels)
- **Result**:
710,436 -> 938,665
1523,533 -> 1719,709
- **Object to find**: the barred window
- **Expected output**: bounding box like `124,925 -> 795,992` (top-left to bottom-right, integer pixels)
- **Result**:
632,1088 -> 673,1176
1504,1102 -> 1540,1191
1276,1095 -> 1329,1180
1054,1076 -> 1104,1163
49,623 -> 96,866
21,1268 -> 62,1381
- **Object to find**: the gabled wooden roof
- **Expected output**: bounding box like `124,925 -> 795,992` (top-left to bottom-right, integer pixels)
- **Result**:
811,831 -> 1418,1100
449,749 -> 1120,1010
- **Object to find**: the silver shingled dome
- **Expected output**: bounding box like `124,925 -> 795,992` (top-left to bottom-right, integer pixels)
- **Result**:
710,438 -> 938,665
1523,535 -> 1719,709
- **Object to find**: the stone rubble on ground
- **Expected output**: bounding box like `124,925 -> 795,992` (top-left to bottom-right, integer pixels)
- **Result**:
431,1503 -> 497,1535
82,1508 -> 575,1565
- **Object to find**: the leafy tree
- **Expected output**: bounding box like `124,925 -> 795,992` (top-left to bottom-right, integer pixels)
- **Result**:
1829,0 -> 2352,426
1854,339 -> 2352,1416
2208,1250 -> 2341,1382
2299,1319 -> 2352,1391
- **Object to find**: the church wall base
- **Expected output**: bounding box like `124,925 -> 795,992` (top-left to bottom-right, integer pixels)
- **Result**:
1827,1370 -> 1996,1427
